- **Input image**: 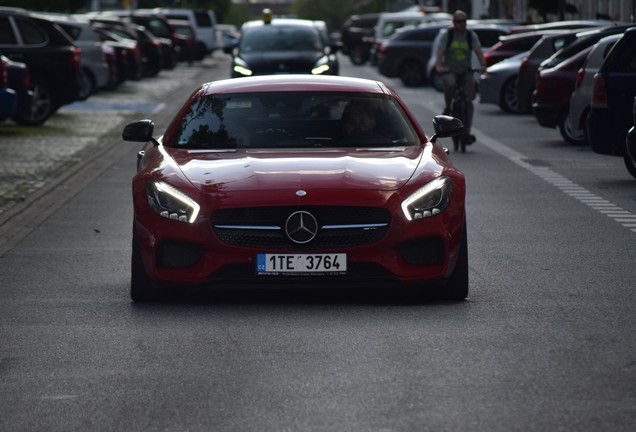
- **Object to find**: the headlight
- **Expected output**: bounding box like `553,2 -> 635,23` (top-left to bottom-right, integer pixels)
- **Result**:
311,56 -> 330,75
233,57 -> 252,76
401,176 -> 452,221
147,180 -> 200,223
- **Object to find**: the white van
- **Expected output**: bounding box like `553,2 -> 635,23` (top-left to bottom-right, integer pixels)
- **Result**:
140,8 -> 217,60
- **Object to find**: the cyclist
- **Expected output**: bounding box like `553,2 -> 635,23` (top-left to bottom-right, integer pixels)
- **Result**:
434,10 -> 487,144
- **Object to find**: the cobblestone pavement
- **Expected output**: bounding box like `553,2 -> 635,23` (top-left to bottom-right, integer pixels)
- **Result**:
0,56 -> 224,221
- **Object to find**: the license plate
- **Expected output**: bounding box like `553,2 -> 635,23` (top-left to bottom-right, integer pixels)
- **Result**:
257,253 -> 347,275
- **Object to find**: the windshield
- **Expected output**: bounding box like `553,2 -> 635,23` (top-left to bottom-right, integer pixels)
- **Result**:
165,91 -> 420,149
240,25 -> 323,52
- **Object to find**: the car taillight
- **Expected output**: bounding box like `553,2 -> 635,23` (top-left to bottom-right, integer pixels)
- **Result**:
574,67 -> 585,90
591,73 -> 608,108
71,47 -> 81,71
378,43 -> 389,55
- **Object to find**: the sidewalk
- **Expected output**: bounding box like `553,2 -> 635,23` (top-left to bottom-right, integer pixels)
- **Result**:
0,55 -> 224,253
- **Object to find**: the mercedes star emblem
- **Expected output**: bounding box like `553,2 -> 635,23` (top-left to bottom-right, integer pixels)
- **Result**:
285,211 -> 318,244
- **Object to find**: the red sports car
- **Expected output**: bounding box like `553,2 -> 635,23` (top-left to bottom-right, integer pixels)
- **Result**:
122,74 -> 468,302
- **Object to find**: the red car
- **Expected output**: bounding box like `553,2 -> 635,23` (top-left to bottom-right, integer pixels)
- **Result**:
531,46 -> 593,136
122,75 -> 468,302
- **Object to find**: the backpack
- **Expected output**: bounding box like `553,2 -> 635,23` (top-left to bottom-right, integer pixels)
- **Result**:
446,28 -> 474,51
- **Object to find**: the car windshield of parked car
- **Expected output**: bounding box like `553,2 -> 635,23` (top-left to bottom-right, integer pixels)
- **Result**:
165,91 -> 420,149
240,25 -> 323,52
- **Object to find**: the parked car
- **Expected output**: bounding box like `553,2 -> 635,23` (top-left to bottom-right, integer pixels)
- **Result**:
425,23 -> 508,91
515,29 -> 581,113
626,96 -> 636,179
566,34 -> 621,145
0,56 -> 17,121
88,17 -> 164,78
369,11 -> 452,65
0,7 -> 82,125
106,10 -> 179,70
121,74 -> 468,302
482,30 -> 547,67
226,18 -> 339,78
141,8 -> 217,60
2,54 -> 32,121
588,27 -> 636,176
91,24 -> 143,82
37,14 -> 113,100
339,12 -> 380,65
531,45 -> 593,140
479,50 -> 529,113
508,20 -> 615,34
169,19 -> 196,63
376,23 -> 451,87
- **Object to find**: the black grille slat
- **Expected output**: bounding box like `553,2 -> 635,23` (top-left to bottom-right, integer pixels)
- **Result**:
212,206 -> 391,250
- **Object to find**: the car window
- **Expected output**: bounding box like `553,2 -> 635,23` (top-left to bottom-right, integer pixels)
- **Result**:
0,17 -> 17,44
194,12 -> 212,27
166,92 -> 419,149
15,17 -> 47,45
241,26 -> 322,52
475,29 -> 505,47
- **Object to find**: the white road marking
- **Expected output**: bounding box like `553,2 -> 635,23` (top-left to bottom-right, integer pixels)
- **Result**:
378,83 -> 635,233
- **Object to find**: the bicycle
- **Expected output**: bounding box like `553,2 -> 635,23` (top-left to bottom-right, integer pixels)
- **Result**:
446,69 -> 479,153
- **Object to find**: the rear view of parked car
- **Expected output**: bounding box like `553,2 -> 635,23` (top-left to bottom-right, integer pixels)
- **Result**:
626,96 -> 636,179
588,27 -> 636,177
566,33 -> 621,145
2,55 -> 32,121
0,7 -> 82,126
531,45 -> 593,141
38,14 -> 113,100
339,13 -> 380,65
376,23 -> 450,87
0,55 -> 17,121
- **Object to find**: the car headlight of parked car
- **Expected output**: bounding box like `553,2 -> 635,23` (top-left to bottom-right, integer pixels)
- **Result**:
147,180 -> 200,223
401,176 -> 452,221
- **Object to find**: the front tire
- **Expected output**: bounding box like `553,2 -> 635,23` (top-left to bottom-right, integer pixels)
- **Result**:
131,230 -> 158,302
440,220 -> 469,300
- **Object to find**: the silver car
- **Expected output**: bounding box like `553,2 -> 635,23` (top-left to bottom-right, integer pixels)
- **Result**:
479,51 -> 529,113
566,33 -> 622,145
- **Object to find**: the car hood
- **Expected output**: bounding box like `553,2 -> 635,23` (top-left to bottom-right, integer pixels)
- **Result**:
239,51 -> 324,73
168,147 -> 428,193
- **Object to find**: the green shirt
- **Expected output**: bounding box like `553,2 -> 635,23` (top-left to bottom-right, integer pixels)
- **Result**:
439,29 -> 481,74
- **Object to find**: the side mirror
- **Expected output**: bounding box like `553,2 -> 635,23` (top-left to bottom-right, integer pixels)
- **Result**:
122,119 -> 155,143
429,115 -> 465,143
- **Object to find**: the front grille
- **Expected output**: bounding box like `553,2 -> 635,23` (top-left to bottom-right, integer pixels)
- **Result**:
212,206 -> 391,250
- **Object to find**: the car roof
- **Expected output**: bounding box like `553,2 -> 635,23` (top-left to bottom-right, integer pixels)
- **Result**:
200,75 -> 390,96
242,18 -> 318,30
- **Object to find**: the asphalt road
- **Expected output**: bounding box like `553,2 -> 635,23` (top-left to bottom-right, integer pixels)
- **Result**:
1,53 -> 635,431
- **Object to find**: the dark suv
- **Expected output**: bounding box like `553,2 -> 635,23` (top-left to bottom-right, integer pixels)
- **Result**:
587,27 -> 636,177
0,7 -> 82,125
